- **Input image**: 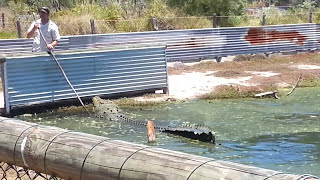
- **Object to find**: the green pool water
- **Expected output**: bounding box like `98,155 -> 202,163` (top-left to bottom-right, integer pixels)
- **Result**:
18,87 -> 320,176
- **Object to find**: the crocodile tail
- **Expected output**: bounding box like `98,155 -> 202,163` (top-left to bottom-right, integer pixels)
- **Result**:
162,124 -> 215,143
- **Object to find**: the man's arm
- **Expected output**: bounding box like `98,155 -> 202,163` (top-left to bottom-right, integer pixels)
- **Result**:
51,40 -> 58,47
47,23 -> 60,50
27,22 -> 39,38
47,40 -> 58,50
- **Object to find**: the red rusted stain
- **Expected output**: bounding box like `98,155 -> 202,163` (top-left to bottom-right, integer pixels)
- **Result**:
245,28 -> 307,46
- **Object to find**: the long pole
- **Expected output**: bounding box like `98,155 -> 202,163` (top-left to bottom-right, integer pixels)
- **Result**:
32,13 -> 91,116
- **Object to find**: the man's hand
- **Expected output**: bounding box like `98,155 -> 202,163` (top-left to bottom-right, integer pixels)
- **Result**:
47,44 -> 54,50
27,22 -> 39,38
33,22 -> 40,30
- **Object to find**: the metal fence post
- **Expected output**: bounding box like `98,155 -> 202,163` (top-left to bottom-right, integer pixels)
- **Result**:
309,11 -> 312,23
90,19 -> 96,34
213,13 -> 217,28
16,17 -> 22,38
151,17 -> 158,31
1,13 -> 4,28
262,13 -> 266,26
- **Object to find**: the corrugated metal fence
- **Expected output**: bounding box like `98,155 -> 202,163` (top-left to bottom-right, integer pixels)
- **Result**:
1,47 -> 168,114
1,23 -> 320,113
0,23 -> 319,62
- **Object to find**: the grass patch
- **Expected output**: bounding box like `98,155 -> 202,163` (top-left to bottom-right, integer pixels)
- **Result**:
197,85 -> 275,100
114,19 -> 151,33
54,14 -> 93,35
157,16 -> 212,30
212,70 -> 251,78
53,94 -> 167,113
0,31 -> 18,39
55,105 -> 93,114
299,76 -> 320,87
113,97 -> 164,107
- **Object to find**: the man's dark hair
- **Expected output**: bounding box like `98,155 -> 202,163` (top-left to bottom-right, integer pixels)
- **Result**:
39,7 -> 50,14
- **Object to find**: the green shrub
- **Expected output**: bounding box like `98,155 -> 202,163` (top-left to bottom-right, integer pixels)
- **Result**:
143,0 -> 176,18
314,11 -> 320,23
7,1 -> 31,15
0,30 -> 17,39
115,19 -> 150,32
198,85 -> 259,100
299,76 -> 320,87
229,16 -> 261,27
54,14 -> 93,35
158,17 -> 212,29
54,3 -> 122,20
166,0 -> 246,16
95,20 -> 117,34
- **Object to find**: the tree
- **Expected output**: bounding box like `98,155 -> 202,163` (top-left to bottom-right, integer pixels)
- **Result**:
166,0 -> 247,16
0,0 -> 8,5
279,0 -> 319,7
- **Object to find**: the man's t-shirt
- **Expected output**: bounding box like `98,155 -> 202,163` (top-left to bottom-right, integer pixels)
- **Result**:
27,19 -> 60,52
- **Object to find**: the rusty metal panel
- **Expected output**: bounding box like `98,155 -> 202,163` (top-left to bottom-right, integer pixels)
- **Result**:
0,23 -> 319,62
65,23 -> 319,61
1,47 -> 168,114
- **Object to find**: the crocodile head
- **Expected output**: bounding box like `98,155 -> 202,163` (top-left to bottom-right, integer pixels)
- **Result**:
92,96 -> 119,120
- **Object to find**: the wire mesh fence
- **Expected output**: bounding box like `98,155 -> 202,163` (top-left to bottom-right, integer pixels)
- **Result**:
265,12 -> 310,25
156,16 -> 213,30
0,162 -> 62,180
216,15 -> 261,27
314,12 -> 320,23
1,12 -> 320,38
94,18 -> 151,34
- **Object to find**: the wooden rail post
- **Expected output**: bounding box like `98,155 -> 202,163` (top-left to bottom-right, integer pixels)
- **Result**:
262,13 -> 266,26
151,17 -> 158,31
309,11 -> 313,23
16,17 -> 22,38
213,13 -> 217,28
1,13 -> 4,29
90,19 -> 96,34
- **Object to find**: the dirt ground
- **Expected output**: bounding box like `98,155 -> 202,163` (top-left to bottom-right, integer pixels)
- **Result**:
134,52 -> 320,101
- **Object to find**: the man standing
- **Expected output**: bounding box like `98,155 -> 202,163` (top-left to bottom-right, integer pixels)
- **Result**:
27,7 -> 60,52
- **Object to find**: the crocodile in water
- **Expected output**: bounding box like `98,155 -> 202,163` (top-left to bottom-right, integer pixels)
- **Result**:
92,96 -> 215,143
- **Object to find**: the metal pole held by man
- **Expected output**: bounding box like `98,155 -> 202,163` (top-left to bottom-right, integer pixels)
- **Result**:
27,7 -> 91,115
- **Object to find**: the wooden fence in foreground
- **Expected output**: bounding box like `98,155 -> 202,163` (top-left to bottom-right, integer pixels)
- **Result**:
0,117 -> 319,180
